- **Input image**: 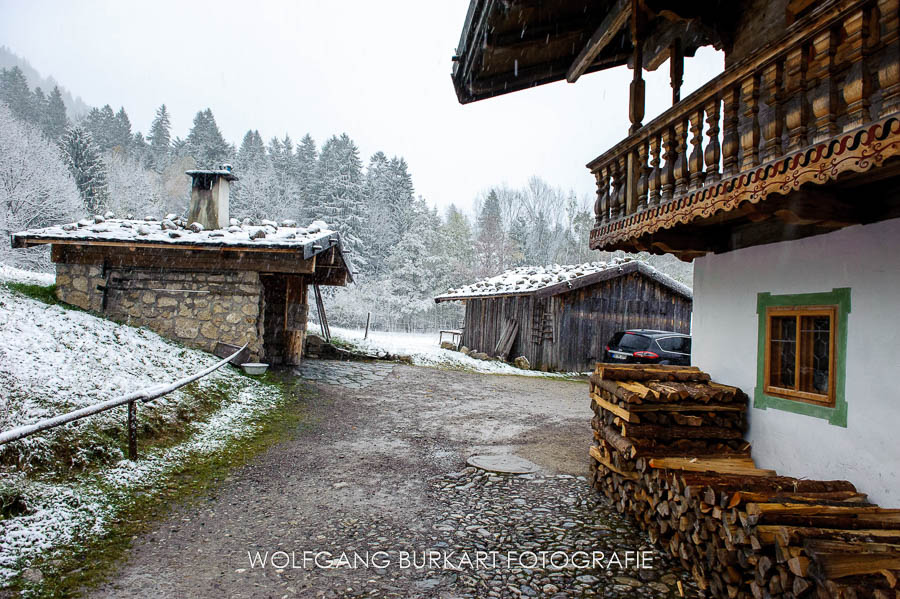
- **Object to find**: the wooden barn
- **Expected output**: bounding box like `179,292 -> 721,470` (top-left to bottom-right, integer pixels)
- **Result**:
434,259 -> 692,372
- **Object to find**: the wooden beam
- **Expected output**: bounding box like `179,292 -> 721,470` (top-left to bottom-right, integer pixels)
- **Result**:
52,244 -> 316,275
566,0 -> 631,83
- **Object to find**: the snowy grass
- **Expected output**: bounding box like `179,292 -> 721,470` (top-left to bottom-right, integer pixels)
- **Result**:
328,326 -> 583,378
0,264 -> 298,590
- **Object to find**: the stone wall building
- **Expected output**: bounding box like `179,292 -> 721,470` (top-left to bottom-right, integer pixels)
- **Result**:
12,169 -> 353,365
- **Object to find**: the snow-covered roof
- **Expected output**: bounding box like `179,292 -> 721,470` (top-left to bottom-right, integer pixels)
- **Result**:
434,258 -> 692,302
11,214 -> 352,267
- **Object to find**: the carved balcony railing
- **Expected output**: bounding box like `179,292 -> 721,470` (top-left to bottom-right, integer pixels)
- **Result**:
589,0 -> 900,253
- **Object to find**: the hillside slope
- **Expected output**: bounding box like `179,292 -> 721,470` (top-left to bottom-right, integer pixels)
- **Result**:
0,265 -> 290,587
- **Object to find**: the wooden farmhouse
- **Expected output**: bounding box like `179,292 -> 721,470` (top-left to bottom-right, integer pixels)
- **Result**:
11,169 -> 353,366
435,259 -> 692,372
454,0 -> 900,594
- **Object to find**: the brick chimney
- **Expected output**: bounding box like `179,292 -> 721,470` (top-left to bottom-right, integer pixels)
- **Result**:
185,165 -> 238,230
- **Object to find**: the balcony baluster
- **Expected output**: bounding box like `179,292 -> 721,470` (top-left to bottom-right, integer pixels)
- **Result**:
761,60 -> 785,162
704,98 -> 721,183
688,108 -> 705,189
648,133 -> 662,207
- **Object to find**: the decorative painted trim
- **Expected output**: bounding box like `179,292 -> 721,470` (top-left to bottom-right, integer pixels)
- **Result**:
591,117 -> 900,249
753,288 -> 851,427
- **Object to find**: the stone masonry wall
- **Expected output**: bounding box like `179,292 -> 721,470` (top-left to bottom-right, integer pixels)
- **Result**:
55,263 -> 265,360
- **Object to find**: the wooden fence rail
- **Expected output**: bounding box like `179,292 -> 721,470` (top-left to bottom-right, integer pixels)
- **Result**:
0,343 -> 248,460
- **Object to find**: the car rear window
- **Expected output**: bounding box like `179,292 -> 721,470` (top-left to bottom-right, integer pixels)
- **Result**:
618,333 -> 651,351
657,336 -> 691,353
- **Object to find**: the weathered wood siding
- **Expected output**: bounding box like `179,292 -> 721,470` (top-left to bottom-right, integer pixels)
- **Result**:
460,271 -> 692,372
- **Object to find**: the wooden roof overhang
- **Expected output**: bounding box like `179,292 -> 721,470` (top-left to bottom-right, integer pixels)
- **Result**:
11,235 -> 354,286
451,0 -> 732,104
434,260 -> 691,303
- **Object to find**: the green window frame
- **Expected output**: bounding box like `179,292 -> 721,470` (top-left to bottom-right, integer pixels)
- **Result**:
754,288 -> 850,427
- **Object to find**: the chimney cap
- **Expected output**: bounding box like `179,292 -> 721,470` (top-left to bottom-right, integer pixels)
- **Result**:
185,168 -> 239,181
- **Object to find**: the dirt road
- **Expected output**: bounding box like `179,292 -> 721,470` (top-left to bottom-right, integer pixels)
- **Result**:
91,363 -> 692,598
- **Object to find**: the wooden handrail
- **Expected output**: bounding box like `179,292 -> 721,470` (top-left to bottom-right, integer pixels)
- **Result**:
0,343 -> 248,459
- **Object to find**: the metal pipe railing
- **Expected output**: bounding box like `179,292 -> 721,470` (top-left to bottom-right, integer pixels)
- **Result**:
0,343 -> 248,460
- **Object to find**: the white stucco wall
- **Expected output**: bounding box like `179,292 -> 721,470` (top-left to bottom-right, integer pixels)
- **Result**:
692,217 -> 900,505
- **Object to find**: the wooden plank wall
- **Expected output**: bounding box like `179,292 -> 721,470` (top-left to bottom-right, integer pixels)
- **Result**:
460,272 -> 692,372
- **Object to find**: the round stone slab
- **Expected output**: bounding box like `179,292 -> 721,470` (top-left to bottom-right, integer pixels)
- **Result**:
466,455 -> 540,474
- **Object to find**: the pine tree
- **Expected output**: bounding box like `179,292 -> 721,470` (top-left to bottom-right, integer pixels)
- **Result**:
319,133 -> 366,264
439,204 -> 476,285
59,124 -> 109,214
130,131 -> 149,164
475,190 -> 508,277
185,108 -> 231,168
233,130 -> 274,219
84,105 -> 118,152
43,86 -> 68,140
0,67 -> 36,123
237,129 -> 266,167
112,107 -> 132,151
147,104 -> 172,167
32,87 -> 47,123
295,134 -> 319,221
266,133 -> 300,219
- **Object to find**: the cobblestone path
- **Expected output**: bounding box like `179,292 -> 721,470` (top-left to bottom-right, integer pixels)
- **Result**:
92,364 -> 695,598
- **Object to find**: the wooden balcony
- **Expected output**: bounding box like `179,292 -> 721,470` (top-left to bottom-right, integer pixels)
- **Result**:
589,0 -> 900,260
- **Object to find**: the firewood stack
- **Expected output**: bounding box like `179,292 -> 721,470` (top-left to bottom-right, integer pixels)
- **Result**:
588,364 -> 900,599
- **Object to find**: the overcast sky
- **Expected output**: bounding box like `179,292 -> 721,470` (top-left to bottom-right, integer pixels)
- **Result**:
0,0 -> 723,214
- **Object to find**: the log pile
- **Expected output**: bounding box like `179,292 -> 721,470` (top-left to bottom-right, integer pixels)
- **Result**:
588,364 -> 900,599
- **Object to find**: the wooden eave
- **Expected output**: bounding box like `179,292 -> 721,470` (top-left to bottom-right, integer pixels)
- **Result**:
451,0 -> 729,104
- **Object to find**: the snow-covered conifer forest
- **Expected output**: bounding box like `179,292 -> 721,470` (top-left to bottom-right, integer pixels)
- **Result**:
0,52 -> 691,333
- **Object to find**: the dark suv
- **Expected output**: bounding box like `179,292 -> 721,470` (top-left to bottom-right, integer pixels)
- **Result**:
603,329 -> 692,366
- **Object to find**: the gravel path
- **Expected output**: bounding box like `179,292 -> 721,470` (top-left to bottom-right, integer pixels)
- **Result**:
91,363 -> 695,598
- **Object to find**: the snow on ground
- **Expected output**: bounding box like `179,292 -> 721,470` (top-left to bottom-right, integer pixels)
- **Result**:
0,265 -> 287,585
329,326 -> 581,377
0,264 -> 54,286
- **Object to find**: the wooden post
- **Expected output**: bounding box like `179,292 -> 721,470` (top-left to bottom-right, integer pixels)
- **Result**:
629,0 -> 645,134
670,39 -> 684,105
127,400 -> 137,461
364,312 -> 371,339
314,284 -> 331,342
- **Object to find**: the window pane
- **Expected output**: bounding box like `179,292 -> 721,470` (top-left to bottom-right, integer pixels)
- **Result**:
769,316 -> 796,389
799,315 -> 831,394
656,337 -> 677,351
618,334 -> 651,350
658,336 -> 690,353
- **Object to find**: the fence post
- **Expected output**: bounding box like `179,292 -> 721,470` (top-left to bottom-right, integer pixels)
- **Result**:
127,400 -> 137,460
